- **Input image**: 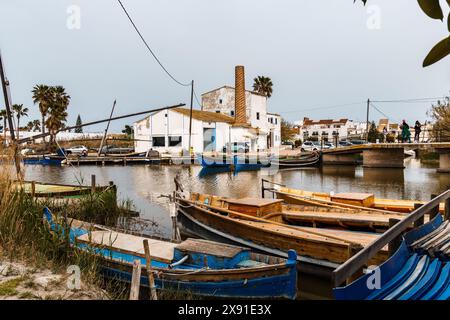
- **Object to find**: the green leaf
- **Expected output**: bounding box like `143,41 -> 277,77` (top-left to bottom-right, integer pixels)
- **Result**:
423,36 -> 450,67
417,0 -> 444,20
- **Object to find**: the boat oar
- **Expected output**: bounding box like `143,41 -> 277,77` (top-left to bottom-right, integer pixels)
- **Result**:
272,189 -> 405,215
143,239 -> 158,300
177,197 -> 357,245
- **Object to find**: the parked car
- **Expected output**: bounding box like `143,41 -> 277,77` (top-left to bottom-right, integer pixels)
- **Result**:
324,142 -> 335,149
301,141 -> 322,151
20,148 -> 34,156
348,139 -> 366,145
338,140 -> 353,147
222,142 -> 250,153
281,141 -> 295,150
100,145 -> 134,155
65,145 -> 88,156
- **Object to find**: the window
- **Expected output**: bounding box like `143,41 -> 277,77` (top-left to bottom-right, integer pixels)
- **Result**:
230,110 -> 235,116
152,136 -> 165,147
219,99 -> 223,104
216,110 -> 220,113
256,112 -> 260,120
169,136 -> 182,147
275,118 -> 277,125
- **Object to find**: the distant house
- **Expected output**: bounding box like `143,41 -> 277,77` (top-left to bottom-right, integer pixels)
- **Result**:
133,66 -> 281,154
298,117 -> 351,141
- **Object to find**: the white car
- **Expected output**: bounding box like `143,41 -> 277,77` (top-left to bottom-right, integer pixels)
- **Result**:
301,141 -> 322,151
66,145 -> 88,155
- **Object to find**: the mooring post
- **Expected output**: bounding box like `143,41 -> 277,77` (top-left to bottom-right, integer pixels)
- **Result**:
413,203 -> 424,228
91,174 -> 96,194
143,239 -> 158,300
129,259 -> 141,300
445,198 -> 450,221
31,180 -> 36,198
429,194 -> 439,219
169,200 -> 180,242
261,179 -> 265,198
345,243 -> 364,285
388,218 -> 401,257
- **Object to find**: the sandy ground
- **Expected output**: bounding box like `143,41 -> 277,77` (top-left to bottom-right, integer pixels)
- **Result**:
0,259 -> 108,300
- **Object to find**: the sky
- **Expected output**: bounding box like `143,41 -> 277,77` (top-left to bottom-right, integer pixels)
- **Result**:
0,0 -> 449,132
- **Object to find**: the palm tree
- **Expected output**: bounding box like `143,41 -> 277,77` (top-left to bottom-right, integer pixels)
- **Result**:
32,84 -> 51,136
32,119 -> 41,132
45,86 -> 70,144
26,121 -> 34,131
12,104 -> 29,138
0,109 -> 7,140
252,76 -> 273,98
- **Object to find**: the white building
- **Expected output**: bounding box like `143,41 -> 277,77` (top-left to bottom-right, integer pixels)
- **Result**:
298,117 -> 351,141
133,66 -> 281,154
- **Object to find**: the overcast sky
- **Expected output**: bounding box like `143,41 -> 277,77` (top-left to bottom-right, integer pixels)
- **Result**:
1,0 -> 449,132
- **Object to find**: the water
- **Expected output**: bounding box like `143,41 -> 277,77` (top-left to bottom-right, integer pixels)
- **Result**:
24,158 -> 446,238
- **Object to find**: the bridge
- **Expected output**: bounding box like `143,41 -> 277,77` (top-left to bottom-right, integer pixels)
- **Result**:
320,142 -> 450,172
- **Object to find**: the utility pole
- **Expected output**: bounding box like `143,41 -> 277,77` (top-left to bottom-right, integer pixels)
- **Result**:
365,98 -> 370,142
188,80 -> 194,156
98,99 -> 117,156
0,50 -> 21,177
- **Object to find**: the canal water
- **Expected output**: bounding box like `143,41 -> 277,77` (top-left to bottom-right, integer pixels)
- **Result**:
23,157 -> 446,299
24,158 -> 446,237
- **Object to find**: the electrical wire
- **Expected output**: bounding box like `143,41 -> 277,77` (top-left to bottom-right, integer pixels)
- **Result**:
117,0 -> 192,87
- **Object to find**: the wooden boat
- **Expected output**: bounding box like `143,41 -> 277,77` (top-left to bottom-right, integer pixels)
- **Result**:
43,208 -> 298,299
269,185 -> 445,213
14,180 -> 112,198
22,155 -> 64,166
334,215 -> 450,300
199,154 -> 271,172
175,192 -> 389,276
271,152 -> 321,169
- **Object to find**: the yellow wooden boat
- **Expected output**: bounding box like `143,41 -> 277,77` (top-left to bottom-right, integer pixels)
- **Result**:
12,180 -> 112,198
271,186 -> 445,214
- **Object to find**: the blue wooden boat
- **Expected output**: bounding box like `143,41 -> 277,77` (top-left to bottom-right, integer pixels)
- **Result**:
23,155 -> 63,166
199,154 -> 271,172
333,214 -> 450,300
43,208 -> 298,299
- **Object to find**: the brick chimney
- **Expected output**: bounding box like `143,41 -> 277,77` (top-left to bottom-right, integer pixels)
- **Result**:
234,65 -> 247,125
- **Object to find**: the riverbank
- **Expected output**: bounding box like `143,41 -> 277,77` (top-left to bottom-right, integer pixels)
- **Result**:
0,256 -> 108,300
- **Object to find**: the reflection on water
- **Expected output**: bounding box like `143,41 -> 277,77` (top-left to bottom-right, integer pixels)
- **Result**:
24,159 -> 443,237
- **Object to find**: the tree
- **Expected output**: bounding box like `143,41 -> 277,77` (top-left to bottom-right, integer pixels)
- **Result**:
367,121 -> 382,143
12,104 -> 29,138
122,125 -> 134,137
32,119 -> 41,132
428,96 -> 450,141
252,76 -> 273,98
0,109 -> 7,139
75,114 -> 83,133
32,84 -> 51,136
357,0 -> 450,67
45,86 -> 70,144
280,119 -> 297,142
26,121 -> 34,131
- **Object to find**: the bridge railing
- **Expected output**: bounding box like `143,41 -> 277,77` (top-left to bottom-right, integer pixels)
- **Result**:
332,188 -> 450,287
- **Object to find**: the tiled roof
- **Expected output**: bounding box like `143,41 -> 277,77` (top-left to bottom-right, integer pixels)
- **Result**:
172,108 -> 235,123
303,117 -> 349,126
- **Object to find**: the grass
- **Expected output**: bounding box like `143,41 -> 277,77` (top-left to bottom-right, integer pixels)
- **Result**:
0,277 -> 24,296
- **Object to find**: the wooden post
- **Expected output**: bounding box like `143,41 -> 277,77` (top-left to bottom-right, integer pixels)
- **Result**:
261,179 -> 265,198
445,198 -> 450,221
143,240 -> 158,300
430,194 -> 439,219
169,202 -> 180,242
345,243 -> 364,285
129,259 -> 141,300
91,174 -> 96,194
413,203 -> 424,228
388,218 -> 401,257
31,181 -> 36,198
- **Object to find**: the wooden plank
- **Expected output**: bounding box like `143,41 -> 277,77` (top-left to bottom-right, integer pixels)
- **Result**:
77,231 -> 176,263
331,193 -> 374,208
129,259 -> 141,300
143,240 -> 158,300
176,238 -> 248,258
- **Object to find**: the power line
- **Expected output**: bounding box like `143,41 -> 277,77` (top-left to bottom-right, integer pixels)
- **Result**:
371,96 -> 446,103
117,0 -> 191,87
370,102 -> 393,121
